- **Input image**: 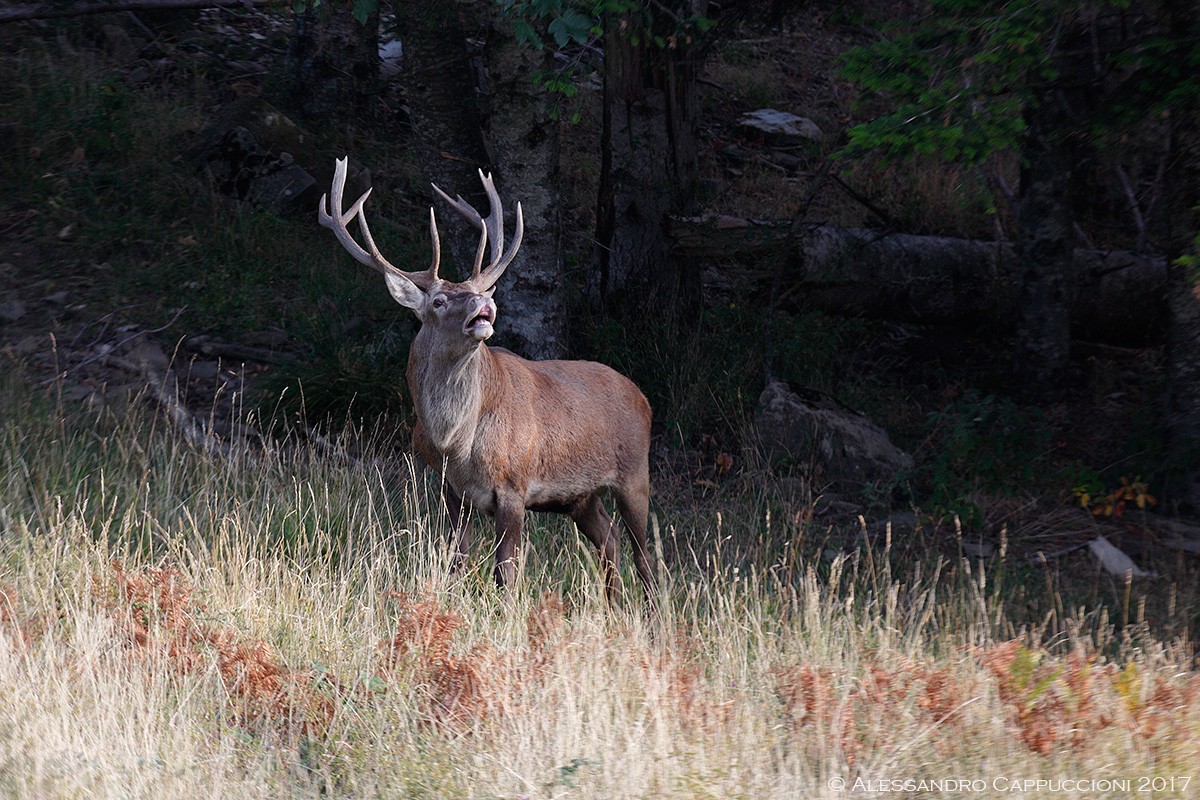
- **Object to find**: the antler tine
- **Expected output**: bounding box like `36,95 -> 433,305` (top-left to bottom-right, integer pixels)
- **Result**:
470,219 -> 489,282
472,200 -> 520,293
478,170 -> 505,263
319,157 -> 439,289
431,171 -> 524,292
431,183 -> 483,227
428,207 -> 441,278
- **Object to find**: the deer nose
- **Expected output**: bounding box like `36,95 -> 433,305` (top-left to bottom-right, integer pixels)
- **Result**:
465,296 -> 497,340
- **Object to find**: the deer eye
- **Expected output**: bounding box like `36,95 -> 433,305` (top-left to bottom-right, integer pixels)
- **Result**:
431,297 -> 446,309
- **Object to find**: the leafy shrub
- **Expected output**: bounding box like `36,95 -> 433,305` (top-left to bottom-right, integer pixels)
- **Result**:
913,391 -> 1054,526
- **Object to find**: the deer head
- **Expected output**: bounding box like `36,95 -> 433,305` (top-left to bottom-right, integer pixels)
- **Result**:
318,157 -> 524,352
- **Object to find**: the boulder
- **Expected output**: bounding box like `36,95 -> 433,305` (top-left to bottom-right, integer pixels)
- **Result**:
736,109 -> 824,146
187,97 -> 369,214
754,380 -> 913,494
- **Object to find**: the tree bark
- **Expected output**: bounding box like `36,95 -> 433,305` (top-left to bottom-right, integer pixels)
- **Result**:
592,4 -> 706,307
397,1 -> 565,360
1163,0 -> 1200,510
395,1 -> 491,274
478,7 -> 566,359
1013,99 -> 1076,388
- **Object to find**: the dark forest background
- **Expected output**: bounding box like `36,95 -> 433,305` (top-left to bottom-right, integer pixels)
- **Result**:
2,0 -> 1199,628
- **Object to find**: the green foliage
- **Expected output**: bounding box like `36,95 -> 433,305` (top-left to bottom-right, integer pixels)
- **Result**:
497,0 -> 714,121
289,0 -> 380,25
502,0 -> 600,49
1107,28 -> 1200,128
913,391 -> 1054,526
841,1 -> 1200,167
839,0 -> 1064,164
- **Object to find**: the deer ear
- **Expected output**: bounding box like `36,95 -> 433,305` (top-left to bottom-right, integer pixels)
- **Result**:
383,271 -> 426,311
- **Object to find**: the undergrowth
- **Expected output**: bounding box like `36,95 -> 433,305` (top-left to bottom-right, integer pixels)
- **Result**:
1,372 -> 1198,799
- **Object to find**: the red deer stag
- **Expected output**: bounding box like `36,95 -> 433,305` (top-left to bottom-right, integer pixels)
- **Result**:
318,158 -> 655,602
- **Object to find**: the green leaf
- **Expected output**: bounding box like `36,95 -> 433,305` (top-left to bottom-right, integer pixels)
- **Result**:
548,17 -> 569,48
351,0 -> 377,25
559,8 -> 593,41
512,17 -> 544,48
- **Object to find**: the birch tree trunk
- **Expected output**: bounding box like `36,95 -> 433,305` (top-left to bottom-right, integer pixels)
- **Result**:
393,2 -> 561,359
478,7 -> 566,359
396,1 -> 565,359
394,1 -> 490,274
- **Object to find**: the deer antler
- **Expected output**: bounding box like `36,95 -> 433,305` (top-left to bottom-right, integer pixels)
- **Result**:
432,169 -> 523,293
319,157 -> 441,290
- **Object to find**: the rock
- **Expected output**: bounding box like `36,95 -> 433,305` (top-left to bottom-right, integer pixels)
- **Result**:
101,23 -> 141,63
754,380 -> 913,494
126,338 -> 171,374
960,541 -> 995,558
813,493 -> 864,523
187,97 -> 369,214
736,109 -> 824,146
0,298 -> 26,323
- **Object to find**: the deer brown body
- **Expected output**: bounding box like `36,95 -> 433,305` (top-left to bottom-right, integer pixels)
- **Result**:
319,158 -> 655,600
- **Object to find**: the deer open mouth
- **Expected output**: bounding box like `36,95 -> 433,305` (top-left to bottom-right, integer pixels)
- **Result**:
465,304 -> 496,340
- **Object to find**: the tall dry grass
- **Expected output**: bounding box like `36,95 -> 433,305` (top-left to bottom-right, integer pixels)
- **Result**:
1,372 -> 1197,799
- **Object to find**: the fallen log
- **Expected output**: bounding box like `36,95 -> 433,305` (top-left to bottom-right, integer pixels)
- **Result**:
0,0 -> 272,23
671,217 -> 1167,342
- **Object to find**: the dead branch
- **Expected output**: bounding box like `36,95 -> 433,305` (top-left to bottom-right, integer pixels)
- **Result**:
1113,163 -> 1147,240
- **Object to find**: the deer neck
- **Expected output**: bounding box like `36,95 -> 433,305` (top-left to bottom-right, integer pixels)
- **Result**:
407,334 -> 493,459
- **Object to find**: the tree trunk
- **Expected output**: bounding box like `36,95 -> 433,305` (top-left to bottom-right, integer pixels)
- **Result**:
478,7 -> 566,359
1163,0 -> 1200,510
1013,102 -> 1076,388
394,1 -> 490,275
592,4 -> 705,307
397,1 -> 565,360
285,1 -> 379,119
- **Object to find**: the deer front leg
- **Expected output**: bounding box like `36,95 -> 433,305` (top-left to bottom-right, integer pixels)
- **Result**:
443,487 -> 471,575
492,494 -> 526,590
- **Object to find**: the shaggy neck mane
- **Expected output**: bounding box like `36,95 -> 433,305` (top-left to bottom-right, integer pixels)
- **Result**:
408,337 -> 491,457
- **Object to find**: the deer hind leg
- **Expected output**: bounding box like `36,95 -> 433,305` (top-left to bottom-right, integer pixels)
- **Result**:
492,494 -> 526,591
571,493 -> 621,602
615,480 -> 656,603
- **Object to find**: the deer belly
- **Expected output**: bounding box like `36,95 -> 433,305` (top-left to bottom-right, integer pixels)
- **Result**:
526,473 -> 614,507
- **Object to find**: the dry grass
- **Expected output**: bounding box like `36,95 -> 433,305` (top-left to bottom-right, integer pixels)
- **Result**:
1,374 -> 1198,799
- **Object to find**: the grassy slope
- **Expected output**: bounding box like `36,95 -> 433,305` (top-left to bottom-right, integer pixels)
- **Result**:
2,375 -> 1198,799
0,14 -> 1197,799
